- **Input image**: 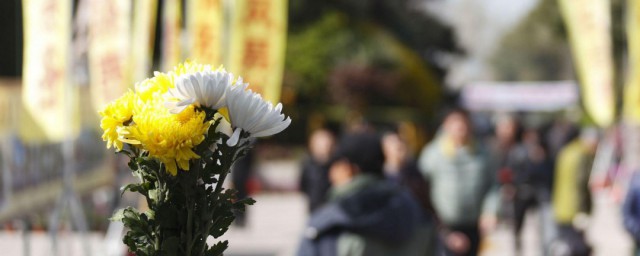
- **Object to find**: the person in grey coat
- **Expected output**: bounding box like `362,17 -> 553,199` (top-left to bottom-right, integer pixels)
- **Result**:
418,109 -> 499,256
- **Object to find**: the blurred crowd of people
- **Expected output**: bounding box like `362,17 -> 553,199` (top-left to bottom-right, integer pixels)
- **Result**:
295,108 -> 634,256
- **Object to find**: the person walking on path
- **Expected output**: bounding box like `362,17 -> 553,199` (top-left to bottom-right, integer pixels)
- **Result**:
551,128 -> 598,256
299,128 -> 336,213
418,109 -> 499,256
297,131 -> 433,256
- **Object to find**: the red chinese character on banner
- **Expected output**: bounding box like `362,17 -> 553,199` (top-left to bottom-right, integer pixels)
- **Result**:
197,25 -> 216,59
242,39 -> 269,69
100,53 -> 123,101
40,47 -> 61,109
245,0 -> 270,24
42,0 -> 58,30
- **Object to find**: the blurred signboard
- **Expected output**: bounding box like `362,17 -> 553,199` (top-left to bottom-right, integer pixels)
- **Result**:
21,0 -> 80,142
87,0 -> 132,112
461,81 -> 578,111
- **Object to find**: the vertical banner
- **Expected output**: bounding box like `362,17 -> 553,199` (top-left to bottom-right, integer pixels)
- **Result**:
21,0 -> 77,142
187,0 -> 224,65
161,0 -> 183,71
558,0 -> 615,127
131,0 -> 159,82
228,0 -> 288,104
87,0 -> 132,112
625,0 -> 640,123
0,80 -> 21,138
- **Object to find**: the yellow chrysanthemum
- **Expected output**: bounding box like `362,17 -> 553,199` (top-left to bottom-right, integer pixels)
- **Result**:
123,97 -> 210,176
134,61 -> 213,104
134,77 -> 166,103
100,61 -> 216,174
99,91 -> 135,151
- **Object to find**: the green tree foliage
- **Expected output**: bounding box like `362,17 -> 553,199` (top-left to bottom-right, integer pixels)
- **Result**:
491,0 -> 573,81
284,0 -> 457,116
285,13 -> 353,105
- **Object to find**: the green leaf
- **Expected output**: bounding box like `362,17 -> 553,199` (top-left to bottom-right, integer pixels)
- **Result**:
120,182 -> 150,197
148,189 -> 158,201
144,209 -> 155,220
205,240 -> 229,256
233,197 -> 256,212
210,215 -> 234,238
110,209 -> 125,222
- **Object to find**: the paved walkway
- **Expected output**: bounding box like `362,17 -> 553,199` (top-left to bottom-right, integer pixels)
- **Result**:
0,231 -> 106,256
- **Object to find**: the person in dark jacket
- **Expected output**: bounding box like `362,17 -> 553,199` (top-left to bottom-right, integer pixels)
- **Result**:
623,171 -> 640,256
383,131 -> 440,254
232,145 -> 254,227
299,128 -> 336,213
297,131 -> 431,256
489,115 -> 555,253
382,131 -> 439,221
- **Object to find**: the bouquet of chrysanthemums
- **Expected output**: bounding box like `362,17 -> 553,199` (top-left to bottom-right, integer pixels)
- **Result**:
99,61 -> 290,256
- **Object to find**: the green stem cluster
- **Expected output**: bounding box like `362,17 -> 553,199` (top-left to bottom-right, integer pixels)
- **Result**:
111,114 -> 255,256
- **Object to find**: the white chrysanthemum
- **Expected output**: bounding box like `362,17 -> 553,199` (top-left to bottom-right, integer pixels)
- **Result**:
225,81 -> 291,146
165,70 -> 231,114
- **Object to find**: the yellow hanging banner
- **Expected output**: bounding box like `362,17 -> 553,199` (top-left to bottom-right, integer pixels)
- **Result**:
131,0 -> 159,82
87,0 -> 132,112
161,0 -> 183,71
187,0 -> 224,65
228,0 -> 288,104
21,0 -> 78,142
558,0 -> 615,127
0,80 -> 21,137
625,0 -> 640,124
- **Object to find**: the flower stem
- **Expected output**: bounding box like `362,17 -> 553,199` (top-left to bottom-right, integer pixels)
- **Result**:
186,205 -> 193,256
155,166 -> 165,254
199,223 -> 212,255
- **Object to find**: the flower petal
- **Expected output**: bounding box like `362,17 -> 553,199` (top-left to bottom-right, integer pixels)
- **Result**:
251,117 -> 291,137
227,128 -> 242,146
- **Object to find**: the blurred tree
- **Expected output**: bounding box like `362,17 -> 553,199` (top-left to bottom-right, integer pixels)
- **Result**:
491,0 -> 573,81
283,0 -> 458,118
284,12 -> 353,106
327,23 -> 441,113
